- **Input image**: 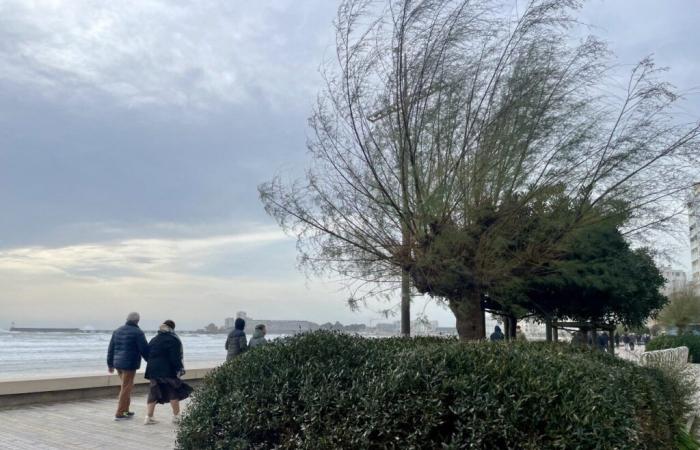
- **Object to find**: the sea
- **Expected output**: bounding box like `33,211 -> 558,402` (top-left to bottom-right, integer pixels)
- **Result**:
0,330 -> 283,381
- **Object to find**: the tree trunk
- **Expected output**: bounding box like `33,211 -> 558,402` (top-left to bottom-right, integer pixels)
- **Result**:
507,315 -> 516,341
401,269 -> 410,337
450,292 -> 485,341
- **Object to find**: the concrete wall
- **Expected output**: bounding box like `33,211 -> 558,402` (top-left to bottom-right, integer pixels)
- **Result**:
0,368 -> 213,409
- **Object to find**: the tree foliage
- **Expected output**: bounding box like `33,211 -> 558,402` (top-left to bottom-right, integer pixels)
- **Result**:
657,289 -> 700,334
412,196 -> 667,329
512,220 -> 667,328
260,0 -> 700,339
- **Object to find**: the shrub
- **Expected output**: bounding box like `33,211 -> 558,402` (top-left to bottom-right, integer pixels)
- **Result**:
178,332 -> 692,450
646,335 -> 700,363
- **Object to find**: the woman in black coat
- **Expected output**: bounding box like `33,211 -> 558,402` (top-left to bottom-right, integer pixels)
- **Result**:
143,320 -> 192,425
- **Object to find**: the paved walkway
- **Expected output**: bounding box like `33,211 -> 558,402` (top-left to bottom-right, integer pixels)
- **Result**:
0,394 -> 186,450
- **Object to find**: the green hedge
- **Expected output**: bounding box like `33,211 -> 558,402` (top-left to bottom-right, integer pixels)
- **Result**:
646,335 -> 700,363
177,332 -> 692,450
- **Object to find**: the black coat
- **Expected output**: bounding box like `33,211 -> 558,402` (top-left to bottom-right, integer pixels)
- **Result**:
107,321 -> 149,371
225,329 -> 247,361
145,331 -> 184,380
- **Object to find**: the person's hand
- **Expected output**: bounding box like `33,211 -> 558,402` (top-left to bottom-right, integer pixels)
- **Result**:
108,367 -> 114,374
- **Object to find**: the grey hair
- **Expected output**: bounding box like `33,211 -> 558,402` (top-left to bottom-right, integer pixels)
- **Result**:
126,312 -> 140,323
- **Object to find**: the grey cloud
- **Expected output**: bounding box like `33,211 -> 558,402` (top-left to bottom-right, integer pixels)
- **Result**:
0,0 -> 336,109
0,0 -> 697,328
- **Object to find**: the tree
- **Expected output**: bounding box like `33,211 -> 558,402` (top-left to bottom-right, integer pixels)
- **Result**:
260,0 -> 700,340
513,219 -> 667,329
410,195 -> 667,335
657,288 -> 700,334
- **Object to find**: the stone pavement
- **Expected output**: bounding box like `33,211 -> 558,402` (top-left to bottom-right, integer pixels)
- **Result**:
0,394 -> 187,450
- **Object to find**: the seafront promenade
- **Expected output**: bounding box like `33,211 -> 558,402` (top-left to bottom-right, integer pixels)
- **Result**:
0,368 -> 213,449
0,394 -> 184,449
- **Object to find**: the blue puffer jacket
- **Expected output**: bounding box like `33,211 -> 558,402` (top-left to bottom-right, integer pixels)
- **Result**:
107,321 -> 149,370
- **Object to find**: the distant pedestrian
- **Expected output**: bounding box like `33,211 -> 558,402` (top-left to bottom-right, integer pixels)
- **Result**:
629,338 -> 635,351
226,318 -> 248,360
144,320 -> 192,425
597,332 -> 610,352
614,333 -> 620,347
622,333 -> 630,350
515,325 -> 527,342
571,331 -> 584,346
249,324 -> 268,349
489,325 -> 505,342
107,312 -> 149,421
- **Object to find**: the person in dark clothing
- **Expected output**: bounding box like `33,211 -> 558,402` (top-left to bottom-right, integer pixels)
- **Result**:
597,332 -> 610,352
226,318 -> 248,360
489,325 -> 505,342
622,333 -> 630,350
107,312 -> 149,421
571,331 -> 585,346
144,320 -> 192,425
614,333 -> 620,347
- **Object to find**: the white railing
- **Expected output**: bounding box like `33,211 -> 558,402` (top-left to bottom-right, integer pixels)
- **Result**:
639,346 -> 689,369
639,346 -> 697,433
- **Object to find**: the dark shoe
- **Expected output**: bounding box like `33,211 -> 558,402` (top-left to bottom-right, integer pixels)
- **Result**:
125,411 -> 135,417
114,412 -> 133,421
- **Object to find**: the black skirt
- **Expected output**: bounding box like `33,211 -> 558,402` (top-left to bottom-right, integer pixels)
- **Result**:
147,377 -> 193,404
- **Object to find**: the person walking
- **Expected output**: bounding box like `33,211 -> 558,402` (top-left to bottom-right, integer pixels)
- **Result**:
107,312 -> 149,421
143,320 -> 192,425
515,325 -> 527,342
597,332 -> 610,352
571,331 -> 584,346
225,317 -> 248,360
614,333 -> 620,347
622,333 -> 630,350
489,325 -> 505,342
249,324 -> 268,349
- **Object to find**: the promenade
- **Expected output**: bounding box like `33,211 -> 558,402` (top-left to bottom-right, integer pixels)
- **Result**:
0,394 -> 185,450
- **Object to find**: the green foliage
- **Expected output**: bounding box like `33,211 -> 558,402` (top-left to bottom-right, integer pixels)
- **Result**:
677,428 -> 700,450
412,197 -> 666,331
177,332 -> 691,449
519,219 -> 667,328
647,335 -> 700,363
657,289 -> 700,334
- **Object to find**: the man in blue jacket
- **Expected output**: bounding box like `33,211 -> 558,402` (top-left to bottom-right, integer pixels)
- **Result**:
107,312 -> 149,421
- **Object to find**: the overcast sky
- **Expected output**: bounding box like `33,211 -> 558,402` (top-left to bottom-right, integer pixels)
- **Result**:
1,0 -> 698,330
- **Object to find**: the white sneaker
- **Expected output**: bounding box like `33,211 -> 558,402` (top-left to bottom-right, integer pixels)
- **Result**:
172,414 -> 181,425
144,416 -> 158,425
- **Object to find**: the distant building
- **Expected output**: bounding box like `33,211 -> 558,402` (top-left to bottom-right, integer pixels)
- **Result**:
690,183 -> 700,294
225,312 -> 319,334
375,322 -> 399,333
661,267 -> 688,297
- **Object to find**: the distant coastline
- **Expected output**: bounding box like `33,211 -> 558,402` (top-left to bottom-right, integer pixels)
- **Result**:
9,327 -> 83,333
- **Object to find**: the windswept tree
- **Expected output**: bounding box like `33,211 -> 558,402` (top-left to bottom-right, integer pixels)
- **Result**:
260,0 -> 700,339
657,288 -> 700,334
